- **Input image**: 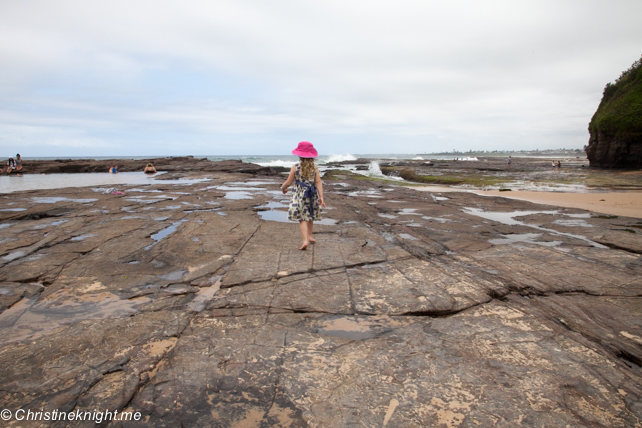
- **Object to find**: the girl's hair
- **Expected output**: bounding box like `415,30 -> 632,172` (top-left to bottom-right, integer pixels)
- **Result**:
299,157 -> 315,180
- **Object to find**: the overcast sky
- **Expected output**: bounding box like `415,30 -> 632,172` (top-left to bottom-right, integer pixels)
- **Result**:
1,0 -> 641,157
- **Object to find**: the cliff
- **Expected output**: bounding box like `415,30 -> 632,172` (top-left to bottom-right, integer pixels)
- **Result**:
586,56 -> 642,168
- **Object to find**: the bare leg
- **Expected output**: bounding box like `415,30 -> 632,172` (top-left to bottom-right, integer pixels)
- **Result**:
299,221 -> 309,250
307,221 -> 315,243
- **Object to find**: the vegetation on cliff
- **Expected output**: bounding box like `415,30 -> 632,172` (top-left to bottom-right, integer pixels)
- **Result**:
589,56 -> 642,137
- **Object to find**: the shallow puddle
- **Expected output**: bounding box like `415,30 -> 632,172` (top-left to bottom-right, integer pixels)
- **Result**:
316,317 -> 395,340
215,185 -> 266,191
31,197 -> 98,204
464,207 -> 607,248
398,233 -> 419,240
348,190 -> 383,198
159,270 -> 186,281
70,233 -> 96,241
399,208 -> 421,215
3,250 -> 26,261
224,191 -> 254,200
226,181 -> 275,186
553,219 -> 593,227
463,208 -> 558,225
378,213 -> 398,219
257,210 -> 338,225
257,201 -> 290,210
421,216 -> 452,223
145,219 -> 188,250
489,233 -> 563,247
187,278 -> 222,312
0,290 -> 150,344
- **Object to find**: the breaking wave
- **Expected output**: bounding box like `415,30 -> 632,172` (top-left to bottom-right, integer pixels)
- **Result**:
324,154 -> 357,163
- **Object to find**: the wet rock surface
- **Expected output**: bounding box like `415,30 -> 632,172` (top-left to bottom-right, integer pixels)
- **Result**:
1,164 -> 642,427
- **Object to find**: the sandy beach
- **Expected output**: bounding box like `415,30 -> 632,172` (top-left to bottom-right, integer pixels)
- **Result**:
416,186 -> 642,218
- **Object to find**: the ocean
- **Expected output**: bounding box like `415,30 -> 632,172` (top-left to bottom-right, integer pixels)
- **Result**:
20,153 -> 478,166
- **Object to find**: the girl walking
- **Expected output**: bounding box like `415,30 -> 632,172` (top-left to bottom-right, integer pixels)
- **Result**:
281,141 -> 326,250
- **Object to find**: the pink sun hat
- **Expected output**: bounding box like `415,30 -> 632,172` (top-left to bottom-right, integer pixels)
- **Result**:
291,141 -> 318,158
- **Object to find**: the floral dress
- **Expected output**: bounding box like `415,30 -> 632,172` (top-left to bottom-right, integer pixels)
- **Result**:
288,164 -> 322,222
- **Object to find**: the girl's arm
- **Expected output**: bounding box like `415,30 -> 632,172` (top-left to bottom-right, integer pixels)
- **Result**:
314,167 -> 326,208
281,165 -> 296,194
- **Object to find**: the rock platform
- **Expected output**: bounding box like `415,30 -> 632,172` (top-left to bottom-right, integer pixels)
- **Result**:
1,163 -> 641,427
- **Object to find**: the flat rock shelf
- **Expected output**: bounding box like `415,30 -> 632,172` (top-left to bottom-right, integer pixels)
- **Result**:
1,163 -> 642,427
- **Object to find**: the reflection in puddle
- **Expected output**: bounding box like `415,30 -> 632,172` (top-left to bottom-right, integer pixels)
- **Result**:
227,181 -> 276,186
258,201 -> 290,210
378,213 -> 398,219
159,270 -> 186,281
145,219 -> 187,250
257,210 -> 294,223
463,208 -> 557,225
188,209 -> 221,214
128,188 -> 163,193
31,197 -> 98,204
553,219 -> 593,227
215,186 -> 266,191
0,208 -> 26,211
348,190 -> 382,198
224,191 -> 254,200
399,208 -> 421,215
489,233 -> 563,247
0,290 -> 150,344
463,207 -> 607,248
316,317 -> 393,340
3,250 -> 26,261
421,216 -> 452,223
70,233 -> 96,241
0,223 -> 15,230
257,209 -> 338,225
398,233 -> 419,241
2,172 -> 212,194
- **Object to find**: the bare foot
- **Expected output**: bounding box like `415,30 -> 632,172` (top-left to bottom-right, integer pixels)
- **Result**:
309,237 -> 316,243
299,242 -> 309,250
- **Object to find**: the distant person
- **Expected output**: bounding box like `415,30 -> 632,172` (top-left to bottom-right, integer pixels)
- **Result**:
557,160 -> 561,172
144,163 -> 157,174
15,154 -> 22,172
507,156 -> 511,169
281,141 -> 326,251
6,157 -> 16,174
109,166 -> 118,173
551,161 -> 556,172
